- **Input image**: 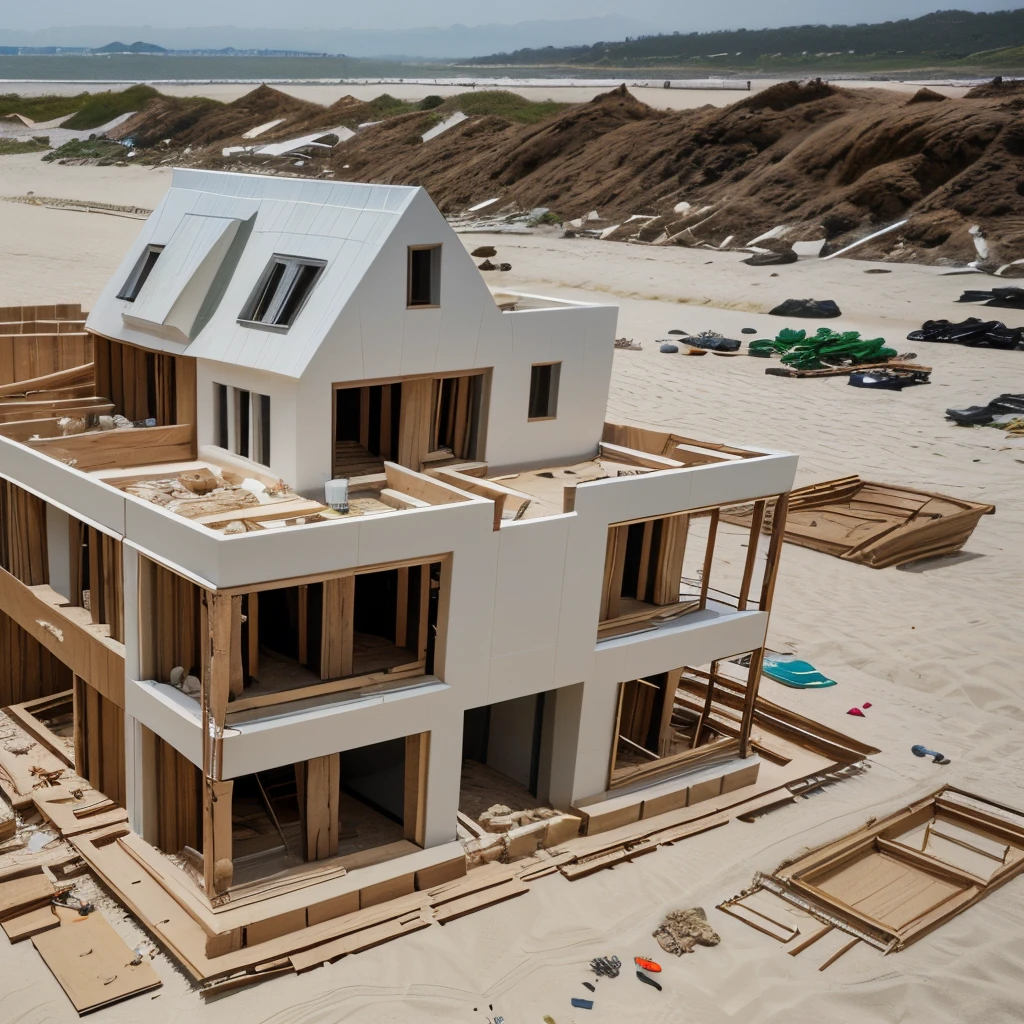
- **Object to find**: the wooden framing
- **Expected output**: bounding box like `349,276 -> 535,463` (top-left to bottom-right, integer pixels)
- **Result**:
727,788 -> 1024,954
0,478 -> 49,585
296,755 -> 341,861
607,669 -> 742,790
73,675 -> 126,807
403,732 -> 430,848
723,477 -> 995,569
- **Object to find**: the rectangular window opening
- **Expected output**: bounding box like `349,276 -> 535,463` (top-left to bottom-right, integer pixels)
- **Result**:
116,244 -> 164,302
408,245 -> 441,307
214,383 -> 270,467
528,362 -> 560,420
239,255 -> 325,328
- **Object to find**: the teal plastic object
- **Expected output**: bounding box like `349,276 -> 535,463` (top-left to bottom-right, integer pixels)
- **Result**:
762,654 -> 837,689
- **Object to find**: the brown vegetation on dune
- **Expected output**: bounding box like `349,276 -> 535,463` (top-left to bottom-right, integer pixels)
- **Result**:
104,78 -> 1024,266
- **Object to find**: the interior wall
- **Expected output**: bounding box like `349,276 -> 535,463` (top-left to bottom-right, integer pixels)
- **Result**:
338,737 -> 406,822
485,693 -> 541,792
45,504 -> 71,602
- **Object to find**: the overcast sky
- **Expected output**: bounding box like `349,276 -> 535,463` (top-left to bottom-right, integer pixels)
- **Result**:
4,0 -> 1019,32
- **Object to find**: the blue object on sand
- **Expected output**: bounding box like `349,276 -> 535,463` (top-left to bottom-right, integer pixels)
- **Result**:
912,744 -> 951,765
571,997 -> 595,1009
762,654 -> 837,689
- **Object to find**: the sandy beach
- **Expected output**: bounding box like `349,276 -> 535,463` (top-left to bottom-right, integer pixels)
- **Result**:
0,157 -> 1022,1023
0,78 -> 973,108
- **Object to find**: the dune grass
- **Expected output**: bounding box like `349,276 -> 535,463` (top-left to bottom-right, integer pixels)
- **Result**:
438,91 -> 568,124
0,137 -> 50,155
0,84 -> 159,131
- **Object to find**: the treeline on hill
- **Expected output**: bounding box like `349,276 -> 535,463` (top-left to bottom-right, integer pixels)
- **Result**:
466,9 -> 1024,66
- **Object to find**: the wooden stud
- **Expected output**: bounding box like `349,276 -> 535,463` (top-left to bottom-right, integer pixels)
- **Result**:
403,733 -> 430,847
758,494 -> 790,613
297,585 -> 308,666
246,593 -> 259,680
395,568 -> 409,648
738,500 -> 767,611
229,594 -> 244,698
699,510 -> 719,609
299,755 -> 340,861
653,515 -> 688,606
657,668 -> 682,757
738,649 -> 765,759
693,661 -> 719,749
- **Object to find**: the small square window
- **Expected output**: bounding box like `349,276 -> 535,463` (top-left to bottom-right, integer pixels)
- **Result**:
408,245 -> 441,307
117,244 -> 164,302
239,255 -> 325,329
528,362 -> 560,420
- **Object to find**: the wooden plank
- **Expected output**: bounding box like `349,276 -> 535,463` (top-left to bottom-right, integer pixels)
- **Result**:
26,424 -> 194,472
0,873 -> 55,921
32,912 -> 162,1013
432,879 -> 528,923
4,692 -> 74,767
2,905 -> 60,942
289,912 -> 430,973
819,937 -> 860,971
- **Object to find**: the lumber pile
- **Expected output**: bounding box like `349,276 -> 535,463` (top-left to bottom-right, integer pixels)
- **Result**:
723,476 -> 995,568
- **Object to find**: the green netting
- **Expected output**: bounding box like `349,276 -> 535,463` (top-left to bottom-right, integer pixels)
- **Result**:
749,328 -> 896,371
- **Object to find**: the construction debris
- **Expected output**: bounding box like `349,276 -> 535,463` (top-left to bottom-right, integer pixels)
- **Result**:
750,328 -> 896,371
957,287 -> 1024,309
724,476 -> 995,569
721,787 -> 1024,956
946,393 -> 1024,425
653,907 -> 720,955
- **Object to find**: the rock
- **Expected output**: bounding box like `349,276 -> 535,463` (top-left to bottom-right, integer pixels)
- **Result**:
471,246 -> 497,258
667,329 -> 689,336
741,327 -> 758,335
659,342 -> 679,354
499,263 -> 512,271
864,268 -> 892,274
478,259 -> 497,271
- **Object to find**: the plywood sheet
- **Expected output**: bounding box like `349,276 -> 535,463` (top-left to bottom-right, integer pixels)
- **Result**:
32,913 -> 162,1014
2,904 -> 59,942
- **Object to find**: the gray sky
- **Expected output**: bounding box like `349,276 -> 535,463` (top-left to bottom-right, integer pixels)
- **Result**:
4,0 -> 1019,32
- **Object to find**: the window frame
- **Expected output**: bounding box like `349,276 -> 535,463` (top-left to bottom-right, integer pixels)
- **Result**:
237,254 -> 326,331
406,244 -> 442,309
117,244 -> 165,302
527,361 -> 561,421
214,382 -> 271,467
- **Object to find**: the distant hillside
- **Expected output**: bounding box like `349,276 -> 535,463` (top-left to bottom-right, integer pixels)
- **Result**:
91,41 -> 167,54
467,9 -> 1024,69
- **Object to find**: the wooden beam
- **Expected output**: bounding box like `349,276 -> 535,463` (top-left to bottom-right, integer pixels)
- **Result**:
759,494 -> 790,613
692,661 -> 718,749
203,779 -> 233,896
739,649 -> 765,759
737,500 -> 767,611
300,755 -> 340,861
403,733 -> 430,847
657,669 -> 681,757
229,594 -> 244,698
320,576 -> 354,679
699,510 -> 719,610
653,515 -> 688,606
246,593 -> 259,680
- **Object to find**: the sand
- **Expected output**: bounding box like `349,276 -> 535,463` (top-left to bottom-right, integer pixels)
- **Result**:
0,159 -> 1022,1023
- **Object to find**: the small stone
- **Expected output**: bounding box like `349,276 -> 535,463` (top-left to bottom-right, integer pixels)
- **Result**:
659,342 -> 679,354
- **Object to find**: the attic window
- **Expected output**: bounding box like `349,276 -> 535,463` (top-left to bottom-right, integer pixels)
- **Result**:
117,244 -> 164,302
239,255 -> 326,329
408,245 -> 441,307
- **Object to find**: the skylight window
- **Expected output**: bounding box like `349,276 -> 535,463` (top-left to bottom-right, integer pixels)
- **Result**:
117,244 -> 164,302
239,255 -> 326,329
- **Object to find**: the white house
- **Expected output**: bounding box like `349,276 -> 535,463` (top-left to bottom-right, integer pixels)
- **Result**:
0,169 -> 797,956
